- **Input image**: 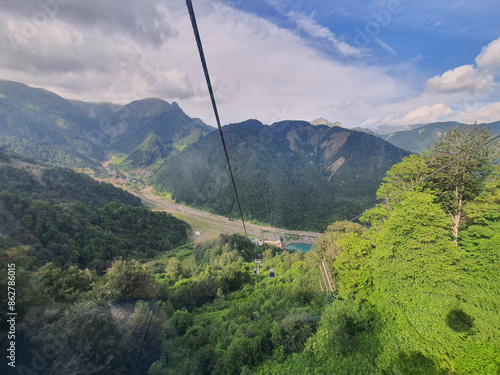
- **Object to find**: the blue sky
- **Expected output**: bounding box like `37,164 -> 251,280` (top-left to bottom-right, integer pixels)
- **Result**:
235,0 -> 499,68
0,0 -> 499,129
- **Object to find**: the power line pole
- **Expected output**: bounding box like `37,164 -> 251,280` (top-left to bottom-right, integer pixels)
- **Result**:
322,261 -> 335,292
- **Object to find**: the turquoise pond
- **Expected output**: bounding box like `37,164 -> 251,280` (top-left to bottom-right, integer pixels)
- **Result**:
285,242 -> 313,253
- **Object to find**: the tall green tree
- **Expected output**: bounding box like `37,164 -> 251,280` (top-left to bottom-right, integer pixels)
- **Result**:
428,125 -> 497,244
361,154 -> 430,231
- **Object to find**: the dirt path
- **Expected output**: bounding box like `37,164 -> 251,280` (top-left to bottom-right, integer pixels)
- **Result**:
127,187 -> 321,242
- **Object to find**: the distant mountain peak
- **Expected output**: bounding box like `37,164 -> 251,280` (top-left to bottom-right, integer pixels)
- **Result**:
310,118 -> 344,128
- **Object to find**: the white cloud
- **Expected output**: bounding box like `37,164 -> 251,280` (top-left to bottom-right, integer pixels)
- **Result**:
375,38 -> 396,55
157,1 -> 406,125
378,103 -> 453,126
457,101 -> 500,123
287,11 -> 364,57
426,64 -> 494,94
401,103 -> 453,124
476,37 -> 500,68
360,117 -> 381,127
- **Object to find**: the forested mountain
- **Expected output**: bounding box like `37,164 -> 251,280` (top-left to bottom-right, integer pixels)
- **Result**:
0,80 -> 214,170
152,120 -> 411,231
106,98 -> 215,168
379,121 -> 500,153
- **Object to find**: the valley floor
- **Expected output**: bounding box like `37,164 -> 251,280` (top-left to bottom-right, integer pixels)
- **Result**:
114,184 -> 320,243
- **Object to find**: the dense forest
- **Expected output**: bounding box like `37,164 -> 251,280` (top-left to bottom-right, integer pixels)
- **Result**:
1,125 -> 498,374
0,160 -> 190,273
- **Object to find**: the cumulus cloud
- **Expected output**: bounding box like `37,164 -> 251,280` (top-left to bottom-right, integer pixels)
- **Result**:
180,2 -> 406,125
0,0 -> 198,104
426,65 -> 494,94
457,101 -> 500,123
476,37 -> 500,68
402,103 -> 453,124
2,0 -> 177,47
381,103 -> 453,126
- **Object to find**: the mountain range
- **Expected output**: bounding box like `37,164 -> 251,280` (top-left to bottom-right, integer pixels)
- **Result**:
0,80 -> 214,171
316,118 -> 500,154
151,120 -> 410,230
2,79 -> 498,230
378,121 -> 500,153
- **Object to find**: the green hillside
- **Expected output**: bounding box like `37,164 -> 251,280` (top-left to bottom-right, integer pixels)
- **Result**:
106,99 -> 214,162
122,132 -> 173,167
0,80 -> 105,169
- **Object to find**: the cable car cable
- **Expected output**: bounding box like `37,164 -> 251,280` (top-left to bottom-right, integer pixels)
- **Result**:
186,0 -> 248,237
349,134 -> 500,222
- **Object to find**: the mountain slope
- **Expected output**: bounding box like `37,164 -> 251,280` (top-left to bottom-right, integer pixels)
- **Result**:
103,99 -> 214,160
0,80 -> 214,171
0,80 -> 105,169
380,121 -> 500,153
152,120 -> 411,231
310,117 -> 343,127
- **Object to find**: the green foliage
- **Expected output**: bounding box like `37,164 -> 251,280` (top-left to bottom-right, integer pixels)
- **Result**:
333,232 -> 374,300
277,308 -> 318,354
428,124 -> 497,242
148,361 -> 169,375
297,139 -> 499,374
141,238 -> 326,375
308,221 -> 366,264
369,192 -> 464,371
166,257 -> 183,280
376,154 -> 430,201
0,166 -> 190,272
169,308 -> 194,336
454,169 -> 500,373
428,125 -> 496,204
34,263 -> 97,303
125,301 -> 164,364
105,260 -> 158,300
305,299 -> 377,360
29,301 -> 131,374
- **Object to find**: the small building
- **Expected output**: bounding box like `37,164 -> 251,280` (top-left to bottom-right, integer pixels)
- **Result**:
194,231 -> 201,237
252,239 -> 264,246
